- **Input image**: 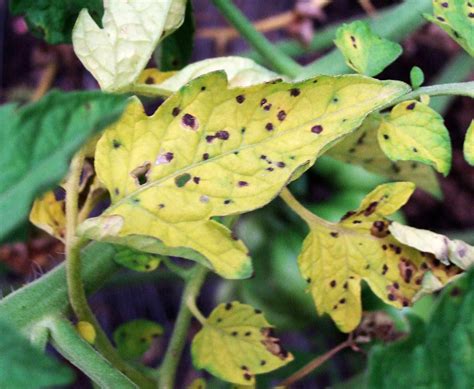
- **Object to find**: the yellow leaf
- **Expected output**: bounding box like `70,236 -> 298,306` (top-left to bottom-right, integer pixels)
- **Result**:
78,72 -> 409,279
191,302 -> 293,385
76,321 -> 96,344
464,120 -> 474,166
187,378 -> 206,389
29,191 -> 66,241
377,100 -> 452,175
296,182 -> 462,332
327,114 -> 441,197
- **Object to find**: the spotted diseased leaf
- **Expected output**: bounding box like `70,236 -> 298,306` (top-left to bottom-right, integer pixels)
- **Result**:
464,120 -> 474,165
10,0 -> 103,44
425,0 -> 474,56
298,182 -> 463,332
78,72 -> 409,279
0,91 -> 127,241
378,100 -> 452,175
191,302 -> 293,385
334,21 -> 402,77
113,319 -> 163,360
29,191 -> 66,242
389,222 -> 474,270
327,115 -> 441,197
113,246 -> 162,272
132,57 -> 280,96
72,0 -> 180,92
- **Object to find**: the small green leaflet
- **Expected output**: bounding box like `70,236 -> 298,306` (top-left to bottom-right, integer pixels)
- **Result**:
10,0 -> 103,44
113,246 -> 162,272
0,320 -> 74,388
377,100 -> 452,175
0,91 -> 127,241
113,319 -> 163,360
334,20 -> 402,77
425,0 -> 474,56
410,66 -> 425,89
191,302 -> 293,385
368,268 -> 474,388
464,120 -> 474,165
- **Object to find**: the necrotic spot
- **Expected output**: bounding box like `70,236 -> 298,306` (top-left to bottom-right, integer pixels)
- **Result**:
265,122 -> 274,131
193,177 -> 200,184
406,102 -> 416,110
112,139 -> 121,149
202,153 -> 209,160
330,280 -> 336,288
260,98 -> 267,106
145,76 -> 154,84
263,103 -> 272,111
311,125 -> 323,134
172,107 -> 181,116
277,110 -> 286,121
290,88 -> 300,96
236,94 -> 245,104
182,113 -> 198,130
215,130 -> 229,140
277,161 -> 285,168
238,181 -> 248,187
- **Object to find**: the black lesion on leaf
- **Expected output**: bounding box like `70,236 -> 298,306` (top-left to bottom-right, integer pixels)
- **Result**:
290,88 -> 300,97
277,110 -> 287,121
265,123 -> 274,131
311,125 -> 323,134
225,302 -> 233,310
236,94 -> 245,104
131,162 -> 151,186
182,113 -> 199,130
330,280 -> 336,288
172,107 -> 181,116
145,76 -> 154,85
260,98 -> 267,106
363,201 -> 378,216
193,177 -> 200,184
406,102 -> 416,110
112,139 -> 121,149
263,103 -> 272,111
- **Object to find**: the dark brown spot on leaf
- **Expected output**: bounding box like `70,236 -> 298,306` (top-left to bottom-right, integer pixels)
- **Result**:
236,94 -> 245,103
172,107 -> 181,116
277,110 -> 287,121
406,102 -> 416,110
311,125 -> 323,134
330,280 -> 336,288
202,153 -> 209,160
145,76 -> 154,84
290,88 -> 300,96
265,123 -> 274,131
182,113 -> 198,130
238,181 -> 248,187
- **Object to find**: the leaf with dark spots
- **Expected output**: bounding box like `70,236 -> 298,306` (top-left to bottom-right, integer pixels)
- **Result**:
113,319 -> 163,360
191,302 -> 293,385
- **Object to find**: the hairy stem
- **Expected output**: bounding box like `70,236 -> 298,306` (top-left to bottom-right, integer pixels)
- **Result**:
280,187 -> 333,229
65,152 -> 154,388
211,0 -> 303,78
158,265 -> 209,389
279,337 -> 355,387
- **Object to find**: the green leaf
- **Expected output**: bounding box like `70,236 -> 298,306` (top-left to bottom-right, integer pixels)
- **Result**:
410,66 -> 425,89
0,91 -> 127,241
113,246 -> 162,272
296,182 -> 463,332
113,319 -> 163,360
378,100 -> 452,175
464,120 -> 474,165
368,268 -> 474,388
0,320 -> 74,388
425,0 -> 474,56
389,221 -> 474,270
334,20 -> 403,77
160,0 -> 195,71
10,0 -> 103,44
191,302 -> 293,385
78,72 -> 409,279
72,0 -> 183,92
327,114 -> 442,197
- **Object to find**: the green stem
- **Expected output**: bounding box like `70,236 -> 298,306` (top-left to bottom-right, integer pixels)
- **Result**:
211,0 -> 303,78
64,152 -> 154,388
380,81 -> 474,111
158,265 -> 209,389
47,317 -> 137,389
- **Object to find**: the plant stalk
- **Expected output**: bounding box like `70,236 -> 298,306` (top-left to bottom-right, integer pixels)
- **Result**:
65,151 -> 155,388
158,265 -> 209,389
211,0 -> 303,78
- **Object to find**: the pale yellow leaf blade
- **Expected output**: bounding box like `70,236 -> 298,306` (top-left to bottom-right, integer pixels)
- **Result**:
464,120 -> 474,165
327,114 -> 442,197
298,182 -> 463,332
389,221 -> 474,270
80,72 -> 409,279
132,57 -> 281,96
378,100 -> 452,175
29,191 -> 66,242
72,0 -> 175,92
191,302 -> 293,385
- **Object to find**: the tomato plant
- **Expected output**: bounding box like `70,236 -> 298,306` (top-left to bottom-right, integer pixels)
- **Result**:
1,0 -> 473,388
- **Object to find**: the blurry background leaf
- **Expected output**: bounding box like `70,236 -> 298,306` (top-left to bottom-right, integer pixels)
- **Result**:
113,319 -> 164,360
368,268 -> 474,388
113,247 -> 162,272
160,0 -> 195,71
0,320 -> 74,388
0,91 -> 127,241
9,0 -> 103,44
